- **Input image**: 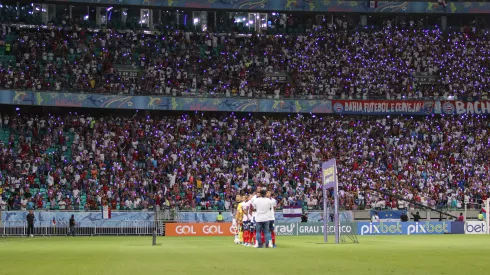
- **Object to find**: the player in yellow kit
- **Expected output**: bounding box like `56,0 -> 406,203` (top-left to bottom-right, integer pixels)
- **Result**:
235,195 -> 244,244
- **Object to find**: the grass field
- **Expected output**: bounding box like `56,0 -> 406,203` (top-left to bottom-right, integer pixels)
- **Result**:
0,235 -> 488,275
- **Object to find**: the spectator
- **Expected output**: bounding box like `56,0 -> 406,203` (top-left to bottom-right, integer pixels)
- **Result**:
0,196 -> 7,210
0,24 -> 487,99
412,212 -> 421,222
0,112 -> 489,212
26,210 -> 35,237
400,212 -> 408,222
58,199 -> 66,210
216,212 -> 224,222
20,196 -> 27,211
457,213 -> 464,222
478,211 -> 484,221
69,214 -> 76,236
301,212 -> 308,223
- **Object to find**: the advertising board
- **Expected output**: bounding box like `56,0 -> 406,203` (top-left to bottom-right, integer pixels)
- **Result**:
275,222 -> 356,236
166,223 -> 235,237
165,221 -> 460,237
357,222 -> 451,235
465,221 -> 487,234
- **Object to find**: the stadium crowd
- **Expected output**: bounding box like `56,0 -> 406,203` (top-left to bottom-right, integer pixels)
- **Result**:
0,113 -> 489,212
0,20 -> 489,99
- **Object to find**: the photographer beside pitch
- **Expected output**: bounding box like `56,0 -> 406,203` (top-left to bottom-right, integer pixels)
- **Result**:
26,210 -> 35,237
251,190 -> 273,248
69,215 -> 76,236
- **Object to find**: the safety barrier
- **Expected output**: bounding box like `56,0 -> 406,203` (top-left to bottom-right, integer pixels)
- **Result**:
1,220 -> 162,236
1,221 -> 26,236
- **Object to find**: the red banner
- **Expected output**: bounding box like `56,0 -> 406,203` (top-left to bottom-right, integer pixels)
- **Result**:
332,100 -> 434,115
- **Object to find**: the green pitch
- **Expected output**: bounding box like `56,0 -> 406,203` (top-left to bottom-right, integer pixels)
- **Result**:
0,235 -> 488,275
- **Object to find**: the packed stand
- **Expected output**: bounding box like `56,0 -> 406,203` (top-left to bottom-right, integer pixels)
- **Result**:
0,113 -> 489,212
0,19 -> 489,99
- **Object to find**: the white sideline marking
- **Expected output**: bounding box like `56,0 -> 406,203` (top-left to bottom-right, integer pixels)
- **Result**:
0,237 -> 43,245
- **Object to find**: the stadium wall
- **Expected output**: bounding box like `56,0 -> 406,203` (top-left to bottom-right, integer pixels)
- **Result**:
3,90 -> 490,115
177,211 -> 353,223
44,0 -> 490,14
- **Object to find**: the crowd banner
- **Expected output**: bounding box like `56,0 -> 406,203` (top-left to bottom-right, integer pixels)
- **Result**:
165,222 -> 235,237
283,206 -> 302,218
440,101 -> 490,115
0,90 -> 332,114
102,205 -> 111,220
332,100 -> 435,115
465,221 -> 487,234
370,210 -> 407,222
357,222 -> 451,235
6,89 -> 490,116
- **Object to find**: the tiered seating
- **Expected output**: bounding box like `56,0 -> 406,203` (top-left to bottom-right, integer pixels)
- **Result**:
0,21 -> 486,98
0,114 -> 489,212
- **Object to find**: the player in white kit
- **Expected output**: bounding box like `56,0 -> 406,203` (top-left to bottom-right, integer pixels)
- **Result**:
241,195 -> 252,246
266,191 -> 277,248
250,191 -> 258,246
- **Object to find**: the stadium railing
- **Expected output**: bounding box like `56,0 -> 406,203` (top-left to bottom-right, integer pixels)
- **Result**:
1,220 -> 163,237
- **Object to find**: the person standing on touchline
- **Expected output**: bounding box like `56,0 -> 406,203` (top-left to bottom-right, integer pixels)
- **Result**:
251,189 -> 273,248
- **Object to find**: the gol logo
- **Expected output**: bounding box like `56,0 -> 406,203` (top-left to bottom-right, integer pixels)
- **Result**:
203,225 -> 223,234
176,225 -> 196,235
167,223 -> 235,237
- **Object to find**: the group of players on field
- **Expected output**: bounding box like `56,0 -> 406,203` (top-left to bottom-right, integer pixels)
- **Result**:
233,190 -> 277,248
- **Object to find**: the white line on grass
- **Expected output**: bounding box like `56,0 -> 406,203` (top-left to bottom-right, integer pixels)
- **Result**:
0,237 -> 45,245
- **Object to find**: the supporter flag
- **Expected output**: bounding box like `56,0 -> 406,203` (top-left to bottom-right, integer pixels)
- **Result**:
52,217 -> 56,226
283,206 -> 302,218
103,205 -> 112,219
370,210 -> 406,222
369,1 -> 378,8
438,0 -> 447,7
